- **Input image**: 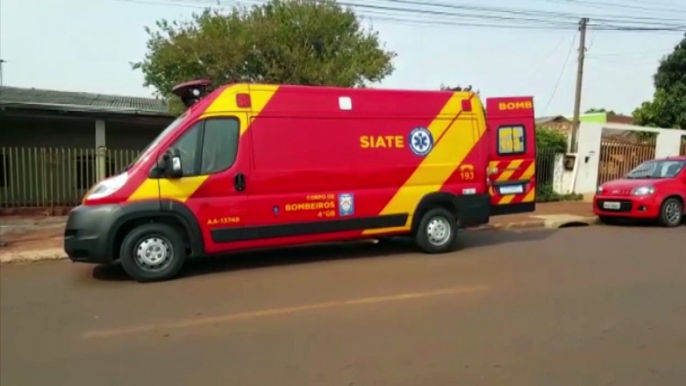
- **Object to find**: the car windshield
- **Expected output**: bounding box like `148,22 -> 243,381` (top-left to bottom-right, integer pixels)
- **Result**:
626,160 -> 686,179
124,112 -> 188,171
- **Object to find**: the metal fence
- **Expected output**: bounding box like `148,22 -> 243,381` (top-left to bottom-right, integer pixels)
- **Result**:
535,147 -> 559,192
0,147 -> 139,209
681,139 -> 686,156
1,145 -> 570,210
597,140 -> 656,185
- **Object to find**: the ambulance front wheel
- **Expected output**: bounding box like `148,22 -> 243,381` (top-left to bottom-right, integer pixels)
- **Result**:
119,223 -> 187,282
415,207 -> 458,253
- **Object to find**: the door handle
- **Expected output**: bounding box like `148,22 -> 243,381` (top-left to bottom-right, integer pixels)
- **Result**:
234,173 -> 246,192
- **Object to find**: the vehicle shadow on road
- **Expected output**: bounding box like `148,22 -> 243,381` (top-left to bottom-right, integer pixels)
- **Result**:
91,228 -> 559,282
458,228 -> 558,250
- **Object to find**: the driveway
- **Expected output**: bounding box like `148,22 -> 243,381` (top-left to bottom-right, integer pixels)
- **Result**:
1,226 -> 685,385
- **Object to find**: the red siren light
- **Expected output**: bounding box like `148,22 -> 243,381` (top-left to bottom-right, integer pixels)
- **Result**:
461,99 -> 473,112
236,93 -> 252,108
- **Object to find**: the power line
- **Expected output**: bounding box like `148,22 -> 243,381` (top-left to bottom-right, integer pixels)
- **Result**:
113,0 -> 686,31
543,32 -> 578,115
541,0 -> 686,17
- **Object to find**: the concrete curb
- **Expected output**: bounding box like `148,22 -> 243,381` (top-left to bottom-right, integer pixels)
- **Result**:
0,216 -> 600,264
1,248 -> 68,264
474,216 -> 599,231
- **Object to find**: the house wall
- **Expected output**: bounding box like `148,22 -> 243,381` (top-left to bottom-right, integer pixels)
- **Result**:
0,116 -> 95,148
0,113 -> 172,208
105,120 -> 170,150
562,123 -> 686,194
0,115 -> 170,150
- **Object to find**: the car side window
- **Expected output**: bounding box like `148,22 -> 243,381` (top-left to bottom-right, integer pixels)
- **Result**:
171,122 -> 202,176
200,118 -> 240,174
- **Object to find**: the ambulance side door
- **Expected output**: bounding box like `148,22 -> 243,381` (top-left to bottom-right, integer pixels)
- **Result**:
159,115 -> 249,254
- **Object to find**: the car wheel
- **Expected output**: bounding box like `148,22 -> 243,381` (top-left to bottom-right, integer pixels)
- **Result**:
415,207 -> 458,253
599,216 -> 621,225
658,198 -> 683,227
120,223 -> 186,282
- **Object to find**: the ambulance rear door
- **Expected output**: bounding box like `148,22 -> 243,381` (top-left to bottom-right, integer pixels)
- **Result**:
485,97 -> 537,215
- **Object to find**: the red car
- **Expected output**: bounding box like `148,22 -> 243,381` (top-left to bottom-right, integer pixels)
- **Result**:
594,156 -> 686,227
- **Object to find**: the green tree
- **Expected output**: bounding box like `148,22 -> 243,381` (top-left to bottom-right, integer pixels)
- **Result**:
585,108 -> 616,115
536,127 -> 567,153
439,84 -> 477,92
585,108 -> 607,113
133,0 -> 395,104
633,34 -> 686,130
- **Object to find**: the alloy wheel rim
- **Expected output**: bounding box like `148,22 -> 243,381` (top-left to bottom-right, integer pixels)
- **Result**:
664,202 -> 682,225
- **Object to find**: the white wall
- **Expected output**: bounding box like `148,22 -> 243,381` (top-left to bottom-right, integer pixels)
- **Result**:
555,123 -> 686,194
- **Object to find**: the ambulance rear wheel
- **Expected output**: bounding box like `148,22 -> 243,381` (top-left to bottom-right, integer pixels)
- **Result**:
415,208 -> 458,253
120,223 -> 186,282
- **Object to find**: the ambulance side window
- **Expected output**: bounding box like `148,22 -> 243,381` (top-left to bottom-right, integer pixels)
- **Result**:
171,122 -> 203,176
200,118 -> 240,174
497,125 -> 526,155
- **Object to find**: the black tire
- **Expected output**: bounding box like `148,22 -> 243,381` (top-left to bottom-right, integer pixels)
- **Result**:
658,198 -> 683,228
119,223 -> 186,282
415,207 -> 458,254
599,216 -> 621,225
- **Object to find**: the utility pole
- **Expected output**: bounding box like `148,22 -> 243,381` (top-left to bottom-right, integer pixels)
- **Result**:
569,17 -> 589,153
0,59 -> 5,87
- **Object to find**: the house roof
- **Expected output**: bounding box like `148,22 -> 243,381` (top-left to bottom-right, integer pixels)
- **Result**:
535,115 -> 570,125
0,86 -> 171,116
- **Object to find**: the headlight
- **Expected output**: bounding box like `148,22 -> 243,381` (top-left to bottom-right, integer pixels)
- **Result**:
86,172 -> 129,200
631,186 -> 655,196
597,186 -> 604,194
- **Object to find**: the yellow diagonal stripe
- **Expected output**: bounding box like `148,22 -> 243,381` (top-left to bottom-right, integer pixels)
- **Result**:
498,194 -> 517,205
363,93 -> 484,235
128,84 -> 279,203
519,161 -> 536,180
496,159 -> 523,182
522,187 -> 536,203
202,84 -> 279,135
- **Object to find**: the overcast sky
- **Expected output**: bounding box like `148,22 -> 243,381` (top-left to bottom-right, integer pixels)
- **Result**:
1,0 -> 684,116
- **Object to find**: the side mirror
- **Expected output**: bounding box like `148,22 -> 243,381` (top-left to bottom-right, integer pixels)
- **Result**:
162,148 -> 183,179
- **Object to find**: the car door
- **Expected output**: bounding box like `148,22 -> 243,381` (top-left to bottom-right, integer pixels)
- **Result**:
159,116 -> 249,255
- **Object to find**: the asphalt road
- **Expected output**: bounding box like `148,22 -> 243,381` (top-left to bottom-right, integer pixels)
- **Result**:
1,226 -> 685,386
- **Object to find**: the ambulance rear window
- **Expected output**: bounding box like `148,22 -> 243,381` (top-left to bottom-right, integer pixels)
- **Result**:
497,125 -> 526,155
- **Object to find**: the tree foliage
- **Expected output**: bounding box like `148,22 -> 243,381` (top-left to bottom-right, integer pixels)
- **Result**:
633,34 -> 686,130
440,84 -> 467,91
536,127 -> 567,153
585,108 -> 616,115
133,0 -> 396,102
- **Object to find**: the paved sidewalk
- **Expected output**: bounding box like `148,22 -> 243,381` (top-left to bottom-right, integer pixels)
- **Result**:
1,216 -> 66,262
0,201 -> 596,263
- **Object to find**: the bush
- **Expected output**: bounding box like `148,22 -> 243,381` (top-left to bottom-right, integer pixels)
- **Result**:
536,184 -> 583,203
536,127 -> 567,153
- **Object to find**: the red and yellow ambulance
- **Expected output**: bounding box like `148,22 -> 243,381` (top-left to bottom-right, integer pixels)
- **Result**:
64,81 -> 537,281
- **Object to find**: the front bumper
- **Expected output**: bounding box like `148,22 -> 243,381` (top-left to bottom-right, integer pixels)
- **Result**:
593,194 -> 660,218
64,204 -> 122,264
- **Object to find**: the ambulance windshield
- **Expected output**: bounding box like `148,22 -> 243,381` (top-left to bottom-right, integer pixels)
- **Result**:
124,112 -> 188,171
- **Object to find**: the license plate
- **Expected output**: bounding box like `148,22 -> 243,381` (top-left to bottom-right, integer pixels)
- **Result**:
499,185 -> 524,195
603,201 -> 621,210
